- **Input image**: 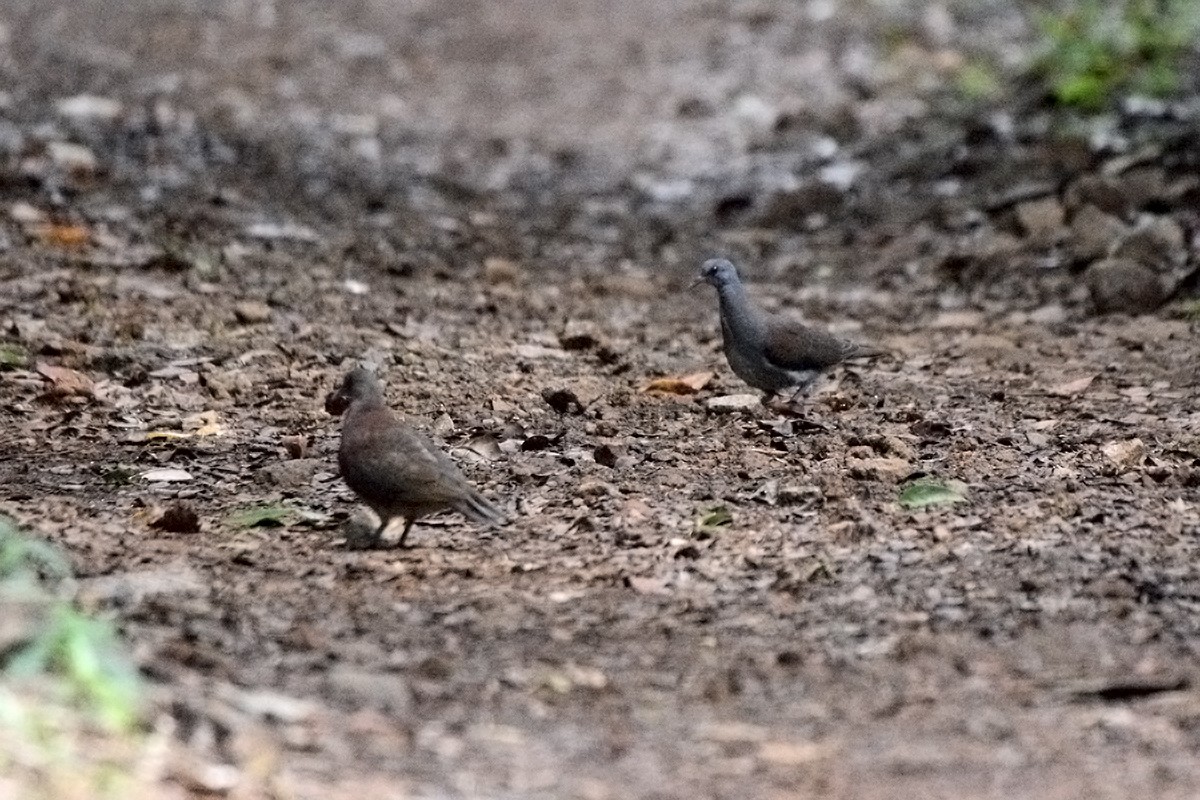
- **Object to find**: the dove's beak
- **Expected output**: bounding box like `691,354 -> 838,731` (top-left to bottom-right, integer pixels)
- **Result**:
688,277 -> 705,290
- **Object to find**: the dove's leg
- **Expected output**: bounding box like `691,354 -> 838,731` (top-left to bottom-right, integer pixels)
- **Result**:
776,382 -> 829,430
395,518 -> 417,548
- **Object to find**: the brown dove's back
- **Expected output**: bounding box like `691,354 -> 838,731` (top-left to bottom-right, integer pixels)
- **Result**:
338,403 -> 505,525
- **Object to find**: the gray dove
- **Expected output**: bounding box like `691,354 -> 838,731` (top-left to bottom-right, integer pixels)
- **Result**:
695,258 -> 883,404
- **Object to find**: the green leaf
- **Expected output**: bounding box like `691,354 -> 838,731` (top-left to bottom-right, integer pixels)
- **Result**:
6,605 -> 142,733
1138,59 -> 1180,95
1033,0 -> 1193,110
898,479 -> 968,510
0,520 -> 72,581
1179,299 -> 1200,321
0,343 -> 27,370
0,520 -> 145,751
97,466 -> 138,487
957,62 -> 1002,100
5,624 -> 57,677
58,609 -> 142,731
228,504 -> 292,528
1054,73 -> 1110,108
694,506 -> 733,534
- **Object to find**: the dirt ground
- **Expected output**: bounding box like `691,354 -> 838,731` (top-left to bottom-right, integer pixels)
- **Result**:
3,1 -> 1200,798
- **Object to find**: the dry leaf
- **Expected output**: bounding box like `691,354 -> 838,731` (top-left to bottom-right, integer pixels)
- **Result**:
141,468 -> 194,482
281,435 -> 308,459
145,412 -> 223,441
1048,374 -> 1096,397
151,502 -> 202,533
34,222 -> 91,248
643,371 -> 714,395
36,363 -> 94,397
1102,438 -> 1147,471
144,431 -> 193,441
184,410 -> 223,437
483,256 -> 521,284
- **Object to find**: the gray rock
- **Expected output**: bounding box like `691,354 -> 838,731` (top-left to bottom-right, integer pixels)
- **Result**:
1069,204 -> 1125,263
260,458 -> 322,489
326,666 -> 413,714
234,300 -> 272,324
704,394 -> 762,413
1085,257 -> 1169,315
1015,197 -> 1066,241
1116,216 -> 1186,271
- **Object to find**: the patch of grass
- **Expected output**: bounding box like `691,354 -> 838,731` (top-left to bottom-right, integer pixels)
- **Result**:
6,605 -> 143,733
1034,0 -> 1200,109
0,518 -> 151,798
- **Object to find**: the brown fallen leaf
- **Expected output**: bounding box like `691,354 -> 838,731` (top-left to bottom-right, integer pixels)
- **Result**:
183,410 -> 223,437
36,362 -> 94,397
33,222 -> 91,248
151,502 -> 202,534
643,371 -> 714,395
281,435 -> 309,459
145,411 -> 224,441
143,430 -> 193,441
193,421 -> 223,437
483,256 -> 521,284
1047,374 -> 1096,397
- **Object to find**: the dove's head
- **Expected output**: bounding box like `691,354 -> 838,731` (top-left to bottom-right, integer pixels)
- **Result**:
325,364 -> 383,416
695,258 -> 741,289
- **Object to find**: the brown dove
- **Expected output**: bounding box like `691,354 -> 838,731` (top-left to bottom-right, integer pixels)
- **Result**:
325,366 -> 507,547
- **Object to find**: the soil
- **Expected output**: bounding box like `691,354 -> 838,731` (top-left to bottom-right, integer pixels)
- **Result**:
3,1 -> 1200,798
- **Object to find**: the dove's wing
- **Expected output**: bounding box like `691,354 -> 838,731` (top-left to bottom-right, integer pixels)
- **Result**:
761,316 -> 877,372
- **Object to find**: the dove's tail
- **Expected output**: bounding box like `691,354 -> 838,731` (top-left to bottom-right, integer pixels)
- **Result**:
454,490 -> 508,528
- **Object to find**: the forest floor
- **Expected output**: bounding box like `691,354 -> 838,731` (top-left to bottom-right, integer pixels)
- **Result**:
3,1 -> 1200,798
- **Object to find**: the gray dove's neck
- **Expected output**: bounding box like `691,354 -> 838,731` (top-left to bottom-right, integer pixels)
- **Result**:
350,391 -> 387,414
717,280 -> 763,339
